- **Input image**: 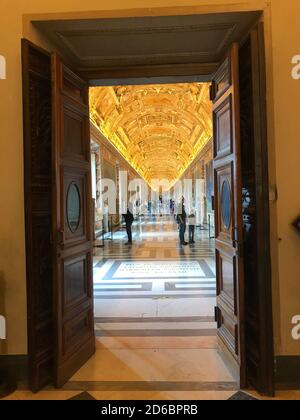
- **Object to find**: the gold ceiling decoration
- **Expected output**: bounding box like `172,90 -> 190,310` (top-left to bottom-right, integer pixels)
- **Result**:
90,83 -> 212,187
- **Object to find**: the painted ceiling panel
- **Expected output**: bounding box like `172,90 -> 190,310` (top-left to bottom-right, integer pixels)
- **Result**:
90,83 -> 212,186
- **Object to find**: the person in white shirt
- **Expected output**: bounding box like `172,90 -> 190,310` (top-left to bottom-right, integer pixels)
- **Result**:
188,209 -> 196,244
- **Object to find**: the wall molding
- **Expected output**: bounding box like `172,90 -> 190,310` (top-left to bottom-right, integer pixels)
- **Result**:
0,355 -> 28,398
275,356 -> 300,389
0,355 -> 28,382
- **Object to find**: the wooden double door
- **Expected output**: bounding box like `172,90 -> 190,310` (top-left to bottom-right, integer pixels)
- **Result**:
211,27 -> 274,395
22,25 -> 274,395
23,40 -> 95,390
212,44 -> 246,385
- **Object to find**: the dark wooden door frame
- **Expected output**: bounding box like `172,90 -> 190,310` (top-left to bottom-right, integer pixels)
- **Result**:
244,23 -> 274,396
22,39 -> 54,392
22,16 -> 274,396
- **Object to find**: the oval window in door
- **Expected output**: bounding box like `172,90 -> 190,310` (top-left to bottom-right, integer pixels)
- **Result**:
221,179 -> 231,230
67,182 -> 81,233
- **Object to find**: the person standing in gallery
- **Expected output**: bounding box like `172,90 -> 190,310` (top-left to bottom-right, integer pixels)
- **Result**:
176,197 -> 188,246
123,205 -> 134,245
188,209 -> 196,244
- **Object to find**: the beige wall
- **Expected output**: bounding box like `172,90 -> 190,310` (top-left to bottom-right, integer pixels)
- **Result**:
0,0 -> 299,356
270,2 -> 300,355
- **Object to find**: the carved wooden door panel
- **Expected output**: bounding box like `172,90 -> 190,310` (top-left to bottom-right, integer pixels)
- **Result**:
212,44 -> 246,386
52,54 -> 95,387
22,39 -> 54,392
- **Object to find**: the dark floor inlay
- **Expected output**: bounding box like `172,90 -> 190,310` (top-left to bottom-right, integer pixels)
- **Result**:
94,282 -> 152,292
94,316 -> 215,323
94,294 -> 216,300
95,258 -> 108,268
69,392 -> 96,400
165,282 -> 215,292
63,381 -> 238,392
95,329 -> 216,337
228,391 -> 259,401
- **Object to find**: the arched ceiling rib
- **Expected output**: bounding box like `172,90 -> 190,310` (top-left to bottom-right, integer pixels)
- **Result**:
90,83 -> 212,187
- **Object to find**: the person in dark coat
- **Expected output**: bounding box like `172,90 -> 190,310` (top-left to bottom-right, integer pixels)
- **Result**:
176,197 -> 188,246
123,207 -> 134,245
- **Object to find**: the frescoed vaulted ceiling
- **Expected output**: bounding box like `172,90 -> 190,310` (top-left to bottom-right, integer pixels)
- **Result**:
89,83 -> 212,187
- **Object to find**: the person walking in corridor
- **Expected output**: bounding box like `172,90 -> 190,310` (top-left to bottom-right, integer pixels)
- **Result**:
123,207 -> 134,245
177,197 -> 188,246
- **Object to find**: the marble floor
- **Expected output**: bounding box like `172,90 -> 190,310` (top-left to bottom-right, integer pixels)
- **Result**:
66,215 -> 238,399
93,215 -> 217,340
3,216 -> 300,400
5,216 -> 237,400
2,216 -> 240,400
